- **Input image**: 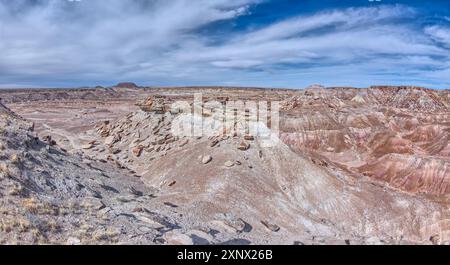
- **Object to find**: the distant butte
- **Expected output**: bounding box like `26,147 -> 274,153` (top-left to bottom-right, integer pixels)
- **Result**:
115,82 -> 139,88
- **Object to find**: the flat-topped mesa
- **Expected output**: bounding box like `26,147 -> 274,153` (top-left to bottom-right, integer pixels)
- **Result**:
115,82 -> 139,89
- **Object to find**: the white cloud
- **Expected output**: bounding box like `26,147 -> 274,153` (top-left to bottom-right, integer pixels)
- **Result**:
166,5 -> 447,79
425,25 -> 450,46
0,0 -> 261,85
0,1 -> 449,88
238,5 -> 416,44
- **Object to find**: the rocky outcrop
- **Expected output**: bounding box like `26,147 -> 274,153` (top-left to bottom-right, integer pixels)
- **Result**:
136,96 -> 172,113
0,102 -> 179,244
79,94 -> 450,245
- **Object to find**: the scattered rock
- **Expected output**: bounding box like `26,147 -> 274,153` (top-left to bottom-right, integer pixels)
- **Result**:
154,237 -> 166,244
244,135 -> 255,141
137,96 -> 167,113
136,211 -> 178,230
132,145 -> 144,157
163,231 -> 194,245
42,135 -> 57,146
98,207 -> 112,216
261,220 -> 280,232
430,234 -> 440,245
164,202 -> 178,208
111,148 -> 121,154
188,229 -> 214,245
178,139 -> 189,147
66,237 -> 82,245
168,181 -> 177,187
136,215 -> 165,229
104,135 -> 119,145
116,196 -> 134,203
132,207 -> 145,213
202,155 -> 213,164
212,214 -> 249,234
224,161 -> 235,168
238,141 -> 250,151
210,139 -> 220,148
82,143 -> 94,150
128,186 -> 143,197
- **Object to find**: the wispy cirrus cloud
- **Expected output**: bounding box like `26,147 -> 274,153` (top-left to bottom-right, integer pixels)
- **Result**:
0,0 -> 261,86
0,0 -> 449,88
425,25 -> 450,47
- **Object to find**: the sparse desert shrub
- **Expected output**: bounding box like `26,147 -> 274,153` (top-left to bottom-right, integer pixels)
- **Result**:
10,153 -> 20,164
45,219 -> 60,232
68,201 -> 80,213
17,219 -> 31,232
0,216 -> 30,233
20,198 -> 58,215
33,219 -> 61,234
0,162 -> 11,179
0,207 -> 9,215
40,202 -> 59,216
92,228 -> 120,242
71,222 -> 93,242
1,113 -> 9,120
8,184 -> 24,196
0,218 -> 14,233
31,228 -> 44,243
80,223 -> 91,230
21,198 -> 40,214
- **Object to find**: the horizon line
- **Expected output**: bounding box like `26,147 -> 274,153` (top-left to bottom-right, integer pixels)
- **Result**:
0,84 -> 449,91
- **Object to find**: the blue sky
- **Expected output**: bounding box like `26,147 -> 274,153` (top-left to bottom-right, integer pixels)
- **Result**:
1,0 -> 450,89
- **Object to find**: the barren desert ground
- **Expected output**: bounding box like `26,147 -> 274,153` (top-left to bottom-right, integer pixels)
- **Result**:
0,85 -> 449,245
